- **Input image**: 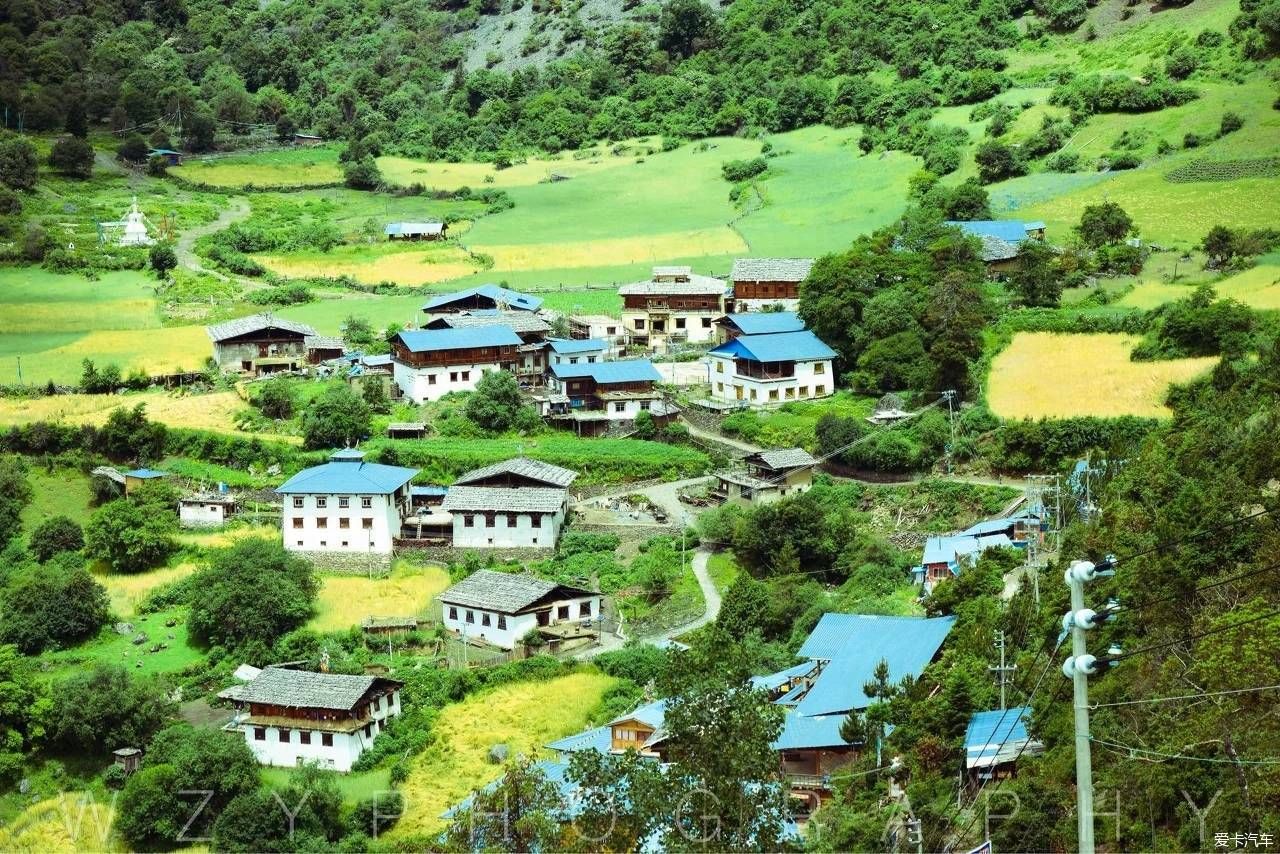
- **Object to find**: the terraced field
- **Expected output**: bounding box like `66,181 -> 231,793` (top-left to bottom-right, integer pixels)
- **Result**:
1119,261 -> 1280,311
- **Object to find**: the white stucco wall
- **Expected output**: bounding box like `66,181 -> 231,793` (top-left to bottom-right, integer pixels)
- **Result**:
733,297 -> 800,312
234,690 -> 401,772
393,360 -> 505,403
621,310 -> 719,347
450,507 -> 565,549
442,596 -> 600,650
179,502 -> 230,528
705,354 -> 834,406
549,349 -> 605,367
282,492 -> 403,554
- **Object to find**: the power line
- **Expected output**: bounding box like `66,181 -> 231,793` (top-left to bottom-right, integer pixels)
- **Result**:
1091,737 -> 1280,766
1109,506 -> 1275,568
1121,560 -> 1280,613
1088,683 -> 1280,709
1107,607 -> 1280,663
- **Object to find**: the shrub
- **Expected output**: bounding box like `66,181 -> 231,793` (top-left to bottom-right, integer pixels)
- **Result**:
301,384 -> 371,450
344,155 -> 382,189
1219,111 -> 1244,135
1183,132 -> 1201,148
1044,151 -> 1080,172
0,554 -> 109,653
974,140 -> 1026,183
116,135 -> 149,163
149,242 -> 177,275
29,515 -> 83,562
48,665 -> 175,754
720,156 -> 768,182
0,136 -> 38,190
187,537 -> 318,651
84,497 -> 177,573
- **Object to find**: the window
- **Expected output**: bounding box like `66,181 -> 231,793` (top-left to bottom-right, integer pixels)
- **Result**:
569,357 -> 578,364
450,371 -> 458,382
300,731 -> 312,745
292,518 -> 303,529
813,362 -> 826,374
587,356 -> 596,363
341,540 -> 348,547
498,614 -> 507,629
675,318 -> 686,329
464,515 -> 474,528
580,600 -> 593,618
364,724 -> 373,738
715,362 -> 724,373
373,697 -> 381,712
750,389 -> 758,400
279,729 -> 291,743
785,387 -> 795,399
292,497 -> 303,509
635,319 -> 645,330
322,733 -> 333,747
465,610 -> 475,624
799,386 -> 809,397
461,371 -> 470,381
296,540 -> 303,547
557,605 -> 570,619
607,326 -> 617,335
362,518 -> 373,529
316,517 -> 327,529
717,382 -> 724,392
614,401 -> 626,412
319,540 -> 326,547
339,518 -> 350,528
316,497 -> 327,509
531,515 -> 542,528
449,606 -> 458,620
428,374 -> 437,384
254,728 -> 266,741
640,401 -> 651,410
815,384 -> 826,395
482,613 -> 492,627
652,320 -> 665,332
769,389 -> 779,401
338,497 -> 349,508
701,317 -> 712,328
362,497 -> 372,509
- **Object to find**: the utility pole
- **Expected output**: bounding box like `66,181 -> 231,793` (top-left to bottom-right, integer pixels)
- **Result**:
1061,558 -> 1119,854
906,817 -> 923,854
942,389 -> 957,474
989,629 -> 1016,710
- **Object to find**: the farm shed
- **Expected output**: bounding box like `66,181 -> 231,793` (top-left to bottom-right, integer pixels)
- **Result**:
385,221 -> 446,241
206,314 -> 317,376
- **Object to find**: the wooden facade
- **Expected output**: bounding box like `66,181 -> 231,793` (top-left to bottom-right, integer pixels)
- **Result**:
390,340 -> 519,368
623,294 -> 722,311
732,280 -> 801,302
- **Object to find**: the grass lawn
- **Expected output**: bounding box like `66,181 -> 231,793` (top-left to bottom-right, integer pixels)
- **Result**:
376,139 -> 660,190
986,332 -> 1216,419
41,606 -> 204,679
719,391 -> 878,450
0,390 -> 288,441
174,524 -> 277,549
392,671 -> 614,838
309,559 -> 452,633
171,146 -> 345,187
255,241 -> 481,285
706,551 -> 740,593
1118,261 -> 1280,311
19,467 -> 94,532
97,561 -> 200,618
261,767 -> 392,804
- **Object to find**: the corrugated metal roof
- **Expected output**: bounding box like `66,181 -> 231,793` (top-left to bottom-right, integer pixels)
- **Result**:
216,667 -> 398,711
453,458 -> 578,488
961,518 -> 1017,537
709,330 -> 836,363
385,222 -> 444,236
393,325 -> 522,353
965,707 -> 1033,769
551,359 -> 661,384
410,485 -> 447,497
720,312 -> 805,335
276,451 -> 419,495
206,314 -> 317,342
921,533 -> 1013,566
794,614 -> 956,715
547,725 -> 613,755
731,258 -> 814,282
124,468 -> 167,478
749,660 -> 816,691
440,486 -> 567,512
423,284 -> 543,312
945,220 -> 1032,243
773,712 -> 851,751
548,338 -> 607,354
609,699 -> 667,729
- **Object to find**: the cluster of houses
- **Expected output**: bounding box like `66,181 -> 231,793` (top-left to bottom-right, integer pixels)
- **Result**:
911,507 -> 1045,592
446,608 -> 1041,826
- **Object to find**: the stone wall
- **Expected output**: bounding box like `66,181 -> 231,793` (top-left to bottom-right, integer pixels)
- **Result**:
298,550 -> 393,575
393,545 -> 555,565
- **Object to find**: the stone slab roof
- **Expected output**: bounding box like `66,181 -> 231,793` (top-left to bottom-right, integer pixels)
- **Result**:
206,314 -> 317,343
454,458 -> 579,488
438,568 -> 592,613
750,448 -> 817,470
217,667 -> 399,711
731,258 -> 814,282
440,485 -> 567,513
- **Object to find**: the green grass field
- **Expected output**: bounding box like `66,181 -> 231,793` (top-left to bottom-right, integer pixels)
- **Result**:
1119,261 -> 1280,311
171,146 -> 345,187
41,606 -> 204,679
19,467 -> 94,534
261,767 -> 392,803
309,559 -> 452,633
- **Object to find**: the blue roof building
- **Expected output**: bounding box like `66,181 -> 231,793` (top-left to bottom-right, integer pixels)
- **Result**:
423,284 -> 543,314
547,338 -> 607,355
277,450 -> 420,555
705,328 -> 837,407
124,468 -> 167,480
392,325 -> 523,353
709,330 -> 836,364
717,312 -> 805,338
964,706 -> 1042,779
276,450 -> 418,495
912,532 -> 1014,589
550,359 -> 662,384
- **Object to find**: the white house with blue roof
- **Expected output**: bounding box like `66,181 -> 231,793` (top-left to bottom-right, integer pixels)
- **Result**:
390,325 -> 523,403
276,449 -> 419,555
912,532 -> 1015,589
714,311 -> 806,342
545,359 -> 672,426
706,329 -> 836,406
944,219 -> 1046,272
546,337 -> 607,368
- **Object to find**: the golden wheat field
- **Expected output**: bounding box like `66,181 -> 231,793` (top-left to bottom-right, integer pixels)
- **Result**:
1119,263 -> 1280,311
476,226 -> 747,272
308,560 -> 452,632
0,794 -> 119,853
391,671 -> 614,838
255,244 -> 481,285
987,332 -> 1217,419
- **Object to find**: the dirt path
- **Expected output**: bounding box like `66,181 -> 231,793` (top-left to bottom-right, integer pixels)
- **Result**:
679,418 -> 763,456
175,195 -> 250,280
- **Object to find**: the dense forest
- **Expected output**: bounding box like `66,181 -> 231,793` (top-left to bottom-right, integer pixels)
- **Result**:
2,0 -> 1276,162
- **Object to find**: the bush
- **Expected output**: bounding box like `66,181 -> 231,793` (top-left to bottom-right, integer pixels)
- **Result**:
1105,152 -> 1141,170
187,537 -> 318,651
84,497 -> 177,573
0,136 -> 38,191
720,156 -> 768,182
48,664 -> 175,754
1183,132 -> 1201,149
973,140 -> 1026,183
1037,0 -> 1087,32
116,135 -> 149,163
48,136 -> 94,178
29,515 -> 83,562
0,554 -> 109,653
246,282 -> 313,305
301,384 -> 371,449
149,242 -> 177,275
1219,111 -> 1244,136
344,155 -> 382,190
1044,151 -> 1080,172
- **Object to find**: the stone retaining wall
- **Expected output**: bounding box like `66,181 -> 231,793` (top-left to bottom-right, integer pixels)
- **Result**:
298,551 -> 393,575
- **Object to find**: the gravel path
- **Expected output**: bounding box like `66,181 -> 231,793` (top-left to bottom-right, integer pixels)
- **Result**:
175,195 -> 250,280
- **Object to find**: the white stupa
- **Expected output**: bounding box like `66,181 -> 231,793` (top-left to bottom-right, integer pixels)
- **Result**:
118,196 -> 155,247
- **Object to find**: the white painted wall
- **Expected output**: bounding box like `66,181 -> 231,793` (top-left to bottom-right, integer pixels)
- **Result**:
393,360 -> 505,403
705,354 -> 834,406
442,597 -> 601,650
621,310 -> 719,347
179,501 -> 231,528
282,491 -> 404,554
549,349 -> 605,367
450,507 -> 565,549
733,297 -> 800,312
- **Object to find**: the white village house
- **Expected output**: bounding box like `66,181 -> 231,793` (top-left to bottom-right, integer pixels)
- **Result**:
546,338 -> 607,368
390,325 -> 523,403
178,491 -> 236,528
219,667 -> 403,772
439,458 -> 577,549
619,266 -> 728,350
437,568 -> 601,650
706,329 -> 836,406
276,449 -> 418,555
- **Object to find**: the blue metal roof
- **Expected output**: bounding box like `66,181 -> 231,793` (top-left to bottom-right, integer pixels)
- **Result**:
922,534 -> 1013,567
1023,220 -> 1047,231
411,485 -> 447,497
548,338 -> 606,354
965,707 -> 1032,769
394,325 -> 522,353
552,359 -> 661,384
750,660 -> 816,692
609,699 -> 667,729
384,222 -> 443,236
423,284 -> 543,312
793,614 -> 957,715
961,518 -> 1017,537
773,713 -> 852,751
124,468 -> 167,479
708,330 -> 836,363
547,724 -> 613,755
722,312 -> 805,335
276,452 -> 419,495
944,219 -> 1030,244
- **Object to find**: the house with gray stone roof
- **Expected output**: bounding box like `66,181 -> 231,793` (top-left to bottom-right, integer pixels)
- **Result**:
713,447 -> 818,507
730,257 -> 814,311
218,667 -> 403,771
437,569 -> 600,650
435,458 -> 576,549
206,314 -> 318,375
